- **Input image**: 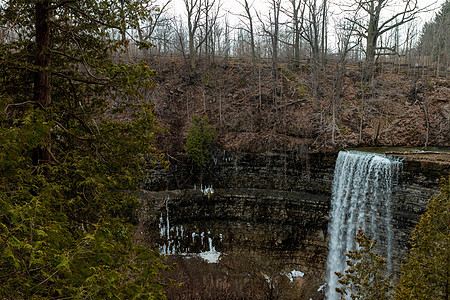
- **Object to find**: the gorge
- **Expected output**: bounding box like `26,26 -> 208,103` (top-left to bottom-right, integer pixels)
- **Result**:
138,149 -> 448,299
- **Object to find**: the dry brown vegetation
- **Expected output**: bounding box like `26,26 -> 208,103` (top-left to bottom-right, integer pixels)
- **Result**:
162,252 -> 325,300
145,56 -> 449,155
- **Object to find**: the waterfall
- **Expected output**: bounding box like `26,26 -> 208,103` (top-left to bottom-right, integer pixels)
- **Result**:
326,150 -> 401,300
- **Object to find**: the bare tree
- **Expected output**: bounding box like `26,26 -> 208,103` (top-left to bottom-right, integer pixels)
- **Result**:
258,0 -> 282,107
423,2 -> 450,77
184,0 -> 220,70
173,16 -> 188,62
202,0 -> 221,63
300,0 -> 321,110
345,0 -> 424,81
211,22 -> 222,64
185,0 -> 202,69
223,14 -> 231,64
137,0 -> 172,57
331,19 -> 360,143
320,0 -> 328,65
282,0 -> 306,68
236,0 -> 258,76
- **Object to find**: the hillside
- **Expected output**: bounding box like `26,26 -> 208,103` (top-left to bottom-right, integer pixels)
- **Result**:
146,56 -> 449,154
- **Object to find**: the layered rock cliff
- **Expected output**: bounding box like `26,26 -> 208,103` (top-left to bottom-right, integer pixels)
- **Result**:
137,149 -> 448,297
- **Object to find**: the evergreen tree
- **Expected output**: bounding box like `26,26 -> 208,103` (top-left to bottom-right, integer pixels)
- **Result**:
417,1 -> 450,63
184,115 -> 217,166
335,228 -> 393,300
0,0 -> 170,298
395,177 -> 450,300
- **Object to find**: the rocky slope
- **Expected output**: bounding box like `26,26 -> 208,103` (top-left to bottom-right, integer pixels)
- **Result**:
146,57 -> 449,155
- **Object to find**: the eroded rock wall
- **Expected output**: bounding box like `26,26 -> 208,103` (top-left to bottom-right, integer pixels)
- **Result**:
391,156 -> 449,270
139,188 -> 329,273
138,150 -> 447,284
143,151 -> 336,194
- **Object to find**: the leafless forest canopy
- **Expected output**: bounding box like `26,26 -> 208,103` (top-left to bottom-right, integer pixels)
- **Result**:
130,0 -> 449,76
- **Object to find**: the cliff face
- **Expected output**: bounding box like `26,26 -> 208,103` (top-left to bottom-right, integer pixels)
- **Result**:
392,153 -> 449,267
143,151 -> 336,194
138,150 -> 447,295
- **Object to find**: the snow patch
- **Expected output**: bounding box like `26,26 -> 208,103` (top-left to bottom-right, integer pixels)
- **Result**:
285,270 -> 305,282
198,249 -> 221,263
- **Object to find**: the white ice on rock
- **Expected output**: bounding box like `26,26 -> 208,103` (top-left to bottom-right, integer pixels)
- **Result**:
201,184 -> 214,196
285,270 -> 305,282
198,238 -> 221,263
158,196 -> 222,263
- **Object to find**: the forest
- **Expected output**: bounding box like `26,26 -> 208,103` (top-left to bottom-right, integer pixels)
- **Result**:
135,0 -> 449,153
0,0 -> 448,299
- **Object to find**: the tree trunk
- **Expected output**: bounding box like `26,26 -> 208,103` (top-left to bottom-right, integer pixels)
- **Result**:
187,9 -> 196,70
294,21 -> 300,68
363,30 -> 377,82
362,0 -> 383,82
293,1 -> 301,68
259,65 -> 262,109
271,0 -> 281,109
249,18 -> 256,77
311,0 -> 320,111
321,0 -> 327,65
35,1 -> 51,108
137,23 -> 149,60
33,0 -> 51,171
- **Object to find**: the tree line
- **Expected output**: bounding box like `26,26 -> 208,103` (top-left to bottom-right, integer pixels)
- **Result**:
135,0 -> 449,80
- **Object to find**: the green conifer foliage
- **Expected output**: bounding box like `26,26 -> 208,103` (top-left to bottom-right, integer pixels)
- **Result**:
395,177 -> 450,300
184,116 -> 218,166
335,228 -> 393,300
0,0 -> 170,298
417,1 -> 450,63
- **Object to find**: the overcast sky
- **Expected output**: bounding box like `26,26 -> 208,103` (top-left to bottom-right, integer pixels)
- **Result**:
164,0 -> 445,21
159,0 -> 445,52
164,0 -> 445,24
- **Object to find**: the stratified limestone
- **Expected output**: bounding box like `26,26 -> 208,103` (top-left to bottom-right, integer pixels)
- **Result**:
138,150 -> 447,292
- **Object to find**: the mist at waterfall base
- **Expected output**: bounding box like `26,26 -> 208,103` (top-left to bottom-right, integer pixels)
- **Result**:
326,151 -> 402,300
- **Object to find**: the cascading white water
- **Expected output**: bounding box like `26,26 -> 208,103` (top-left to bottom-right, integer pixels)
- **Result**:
326,150 -> 401,300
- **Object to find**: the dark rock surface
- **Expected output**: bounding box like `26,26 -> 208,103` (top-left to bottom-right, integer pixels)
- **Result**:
143,151 -> 337,194
391,154 -> 449,271
139,188 -> 329,273
138,150 -> 448,290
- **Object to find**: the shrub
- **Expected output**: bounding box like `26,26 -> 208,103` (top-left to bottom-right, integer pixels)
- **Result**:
184,116 -> 217,166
